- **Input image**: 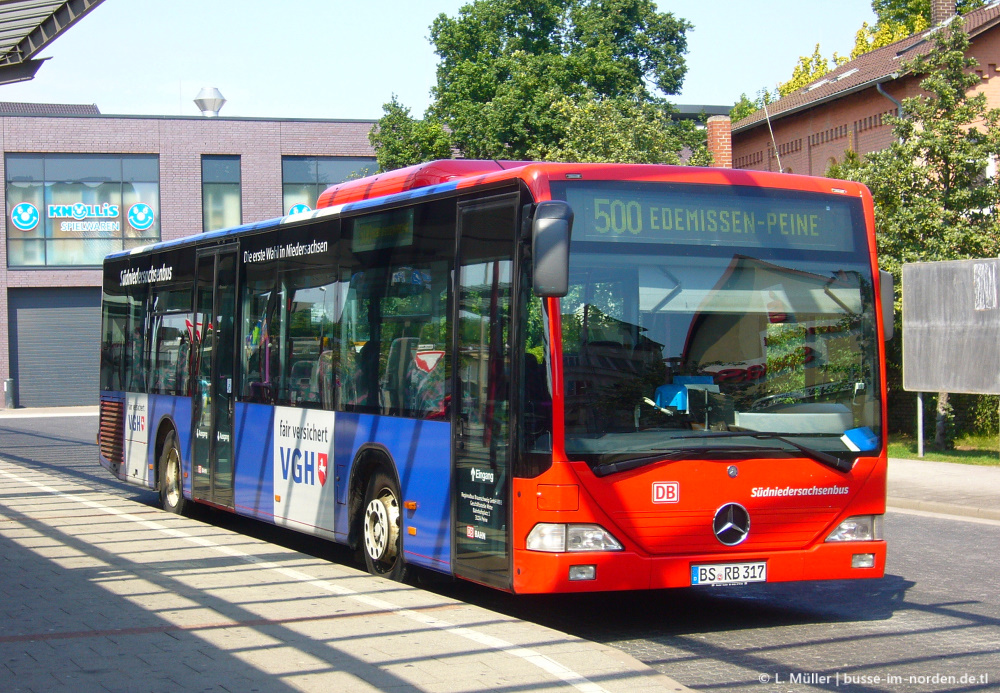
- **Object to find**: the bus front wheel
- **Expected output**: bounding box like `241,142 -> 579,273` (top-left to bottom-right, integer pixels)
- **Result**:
159,432 -> 186,515
362,469 -> 406,581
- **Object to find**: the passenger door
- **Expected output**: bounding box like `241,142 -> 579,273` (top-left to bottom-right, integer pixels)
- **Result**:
191,246 -> 238,508
452,192 -> 519,589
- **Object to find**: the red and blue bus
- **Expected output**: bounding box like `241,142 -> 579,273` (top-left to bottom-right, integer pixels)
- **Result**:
99,160 -> 892,592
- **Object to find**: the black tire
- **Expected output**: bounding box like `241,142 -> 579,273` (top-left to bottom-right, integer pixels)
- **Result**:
159,432 -> 187,515
361,468 -> 407,580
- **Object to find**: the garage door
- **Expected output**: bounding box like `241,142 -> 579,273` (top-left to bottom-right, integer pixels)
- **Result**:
8,288 -> 101,408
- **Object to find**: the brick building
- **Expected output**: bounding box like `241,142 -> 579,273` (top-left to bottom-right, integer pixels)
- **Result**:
731,0 -> 1000,175
0,104 -> 375,407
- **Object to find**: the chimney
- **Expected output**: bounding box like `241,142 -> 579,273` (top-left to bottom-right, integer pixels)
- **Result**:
931,0 -> 955,26
706,115 -> 732,168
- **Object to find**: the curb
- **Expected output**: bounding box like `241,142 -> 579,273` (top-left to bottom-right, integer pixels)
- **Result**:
0,405 -> 98,418
886,496 -> 1000,522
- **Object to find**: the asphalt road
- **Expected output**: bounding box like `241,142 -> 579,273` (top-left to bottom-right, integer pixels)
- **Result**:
2,414 -> 997,692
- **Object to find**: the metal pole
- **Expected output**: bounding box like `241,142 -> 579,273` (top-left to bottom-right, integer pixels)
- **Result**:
917,391 -> 924,458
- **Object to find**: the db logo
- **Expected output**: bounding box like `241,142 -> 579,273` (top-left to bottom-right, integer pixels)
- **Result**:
652,481 -> 679,504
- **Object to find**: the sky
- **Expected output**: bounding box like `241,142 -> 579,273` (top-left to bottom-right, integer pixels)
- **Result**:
0,0 -> 878,120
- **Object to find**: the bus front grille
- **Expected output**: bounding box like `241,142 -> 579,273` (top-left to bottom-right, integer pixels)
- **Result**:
612,507 -> 841,554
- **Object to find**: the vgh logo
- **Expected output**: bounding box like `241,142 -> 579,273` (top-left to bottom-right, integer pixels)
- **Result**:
126,413 -> 145,432
279,448 -> 328,486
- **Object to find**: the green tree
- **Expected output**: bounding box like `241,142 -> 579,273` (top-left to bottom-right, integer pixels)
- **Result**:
427,0 -> 693,160
529,90 -> 710,164
871,0 -> 985,31
778,44 -> 848,96
852,0 -> 985,58
828,19 -> 1000,447
368,96 -> 453,172
729,88 -> 779,123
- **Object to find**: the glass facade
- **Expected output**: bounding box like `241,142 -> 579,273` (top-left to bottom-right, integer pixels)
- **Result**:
202,155 -> 241,232
281,156 -> 377,214
6,154 -> 160,267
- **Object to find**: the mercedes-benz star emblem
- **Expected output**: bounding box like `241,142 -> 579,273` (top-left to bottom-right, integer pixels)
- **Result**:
713,503 -> 751,546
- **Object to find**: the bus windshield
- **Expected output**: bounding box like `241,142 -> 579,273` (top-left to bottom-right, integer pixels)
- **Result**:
549,180 -> 881,468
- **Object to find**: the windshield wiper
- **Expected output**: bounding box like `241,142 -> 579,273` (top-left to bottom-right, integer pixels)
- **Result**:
593,446 -> 786,477
591,434 -> 854,477
695,431 -> 854,473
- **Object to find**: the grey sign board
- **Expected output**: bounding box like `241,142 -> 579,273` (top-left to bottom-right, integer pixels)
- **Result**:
903,258 -> 1000,394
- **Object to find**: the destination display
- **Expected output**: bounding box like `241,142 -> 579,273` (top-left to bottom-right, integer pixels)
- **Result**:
352,208 -> 415,252
562,183 -> 857,252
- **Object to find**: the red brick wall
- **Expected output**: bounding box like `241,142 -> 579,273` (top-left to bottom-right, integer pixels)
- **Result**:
732,78 -> 915,175
0,114 -> 375,385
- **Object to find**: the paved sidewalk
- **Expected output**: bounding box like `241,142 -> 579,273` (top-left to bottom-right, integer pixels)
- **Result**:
2,406 -> 998,692
0,456 -> 689,693
888,457 -> 1000,521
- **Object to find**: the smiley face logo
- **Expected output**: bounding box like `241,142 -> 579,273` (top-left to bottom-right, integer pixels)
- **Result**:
10,203 -> 39,232
127,203 -> 155,231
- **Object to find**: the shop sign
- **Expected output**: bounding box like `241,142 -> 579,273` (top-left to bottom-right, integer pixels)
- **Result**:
47,202 -> 121,233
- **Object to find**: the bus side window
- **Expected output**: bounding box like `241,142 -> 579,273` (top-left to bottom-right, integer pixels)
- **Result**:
126,284 -> 149,393
101,290 -> 128,392
241,283 -> 279,405
275,272 -> 339,409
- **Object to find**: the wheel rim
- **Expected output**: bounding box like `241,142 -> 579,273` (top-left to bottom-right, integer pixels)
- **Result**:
364,488 -> 399,566
164,448 -> 181,508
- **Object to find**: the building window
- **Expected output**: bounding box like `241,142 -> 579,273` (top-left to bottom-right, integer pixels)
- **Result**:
281,156 -> 377,214
5,154 -> 160,267
202,155 -> 241,232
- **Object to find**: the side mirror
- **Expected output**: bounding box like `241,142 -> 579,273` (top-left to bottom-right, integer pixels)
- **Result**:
880,269 -> 894,341
532,201 -> 573,297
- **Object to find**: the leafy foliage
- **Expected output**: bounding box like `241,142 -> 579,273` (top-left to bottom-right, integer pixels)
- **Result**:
850,17 -> 927,57
872,0 -> 985,32
852,0 -> 985,58
370,0 -> 701,169
367,96 -> 453,173
529,90 -> 711,164
778,45 -> 848,96
729,88 -> 779,123
428,0 -> 691,160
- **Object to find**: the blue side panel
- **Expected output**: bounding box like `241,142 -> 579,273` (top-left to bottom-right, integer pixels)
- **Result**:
334,413 -> 452,573
147,394 -> 192,494
232,402 -> 276,522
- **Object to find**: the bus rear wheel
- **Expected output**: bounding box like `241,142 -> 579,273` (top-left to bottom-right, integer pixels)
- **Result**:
362,469 -> 406,581
159,432 -> 186,515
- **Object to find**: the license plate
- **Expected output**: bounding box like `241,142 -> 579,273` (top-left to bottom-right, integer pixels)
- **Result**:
691,561 -> 767,586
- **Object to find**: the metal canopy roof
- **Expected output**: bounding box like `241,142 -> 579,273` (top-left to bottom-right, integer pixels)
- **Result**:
0,0 -> 105,85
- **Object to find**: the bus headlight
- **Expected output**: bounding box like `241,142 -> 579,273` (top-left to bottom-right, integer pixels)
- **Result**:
825,515 -> 883,542
526,523 -> 624,552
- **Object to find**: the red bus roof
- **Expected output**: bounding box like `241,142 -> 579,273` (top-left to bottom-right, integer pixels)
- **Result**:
316,160 -> 872,209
